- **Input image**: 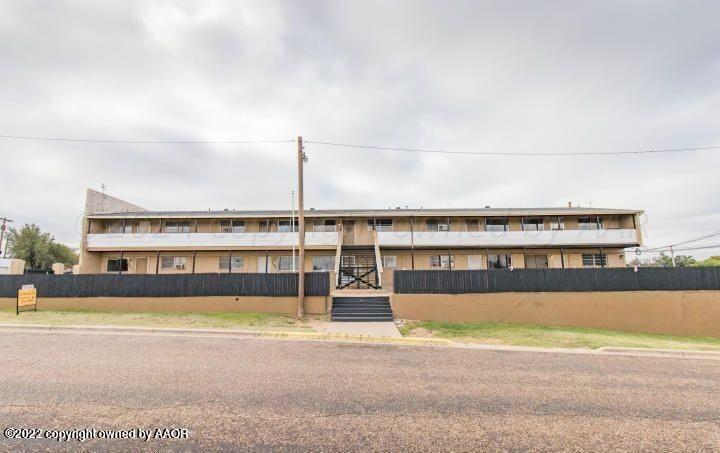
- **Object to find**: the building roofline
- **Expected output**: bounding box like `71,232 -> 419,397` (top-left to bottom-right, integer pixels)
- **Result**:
87,207 -> 644,219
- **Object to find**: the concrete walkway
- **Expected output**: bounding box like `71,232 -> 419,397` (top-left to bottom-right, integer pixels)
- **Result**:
310,320 -> 402,338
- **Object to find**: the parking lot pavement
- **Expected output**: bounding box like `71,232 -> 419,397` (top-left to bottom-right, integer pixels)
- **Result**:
1,330 -> 719,451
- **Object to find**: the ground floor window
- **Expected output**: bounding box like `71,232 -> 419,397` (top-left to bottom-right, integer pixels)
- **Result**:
277,255 -> 299,271
582,253 -> 607,267
488,254 -> 512,269
382,255 -> 398,268
106,258 -> 128,272
430,255 -> 454,269
312,256 -> 335,271
219,255 -> 244,271
161,256 -> 187,270
525,255 -> 549,269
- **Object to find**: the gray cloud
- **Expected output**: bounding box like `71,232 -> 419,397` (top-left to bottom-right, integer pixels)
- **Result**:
1,0 -> 719,258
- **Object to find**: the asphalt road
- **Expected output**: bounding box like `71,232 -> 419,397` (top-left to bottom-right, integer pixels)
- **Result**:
0,331 -> 719,451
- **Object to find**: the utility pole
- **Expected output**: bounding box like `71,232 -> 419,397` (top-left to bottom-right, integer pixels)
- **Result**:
670,245 -> 676,268
297,136 -> 307,318
291,190 -> 296,272
0,217 -> 14,258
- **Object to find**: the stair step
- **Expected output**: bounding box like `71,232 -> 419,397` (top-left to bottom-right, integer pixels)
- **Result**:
331,317 -> 394,322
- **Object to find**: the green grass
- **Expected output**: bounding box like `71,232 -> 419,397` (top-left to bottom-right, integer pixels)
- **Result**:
399,321 -> 720,351
0,308 -> 314,331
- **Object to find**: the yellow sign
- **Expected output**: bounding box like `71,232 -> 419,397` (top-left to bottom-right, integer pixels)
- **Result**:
18,288 -> 37,308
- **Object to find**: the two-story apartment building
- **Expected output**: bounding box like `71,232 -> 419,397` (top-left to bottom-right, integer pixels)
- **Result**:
79,190 -> 644,289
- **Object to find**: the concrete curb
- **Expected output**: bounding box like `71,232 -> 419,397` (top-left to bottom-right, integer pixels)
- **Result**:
597,346 -> 720,359
1,324 -> 717,359
0,323 -> 453,346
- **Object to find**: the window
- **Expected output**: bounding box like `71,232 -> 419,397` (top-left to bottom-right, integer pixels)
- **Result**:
485,218 -> 509,232
582,253 -> 607,267
107,221 -> 124,234
259,220 -> 272,232
525,255 -> 549,269
367,218 -> 393,231
161,256 -> 187,270
426,218 -> 450,231
278,219 -> 299,232
487,254 -> 512,269
220,220 -> 246,233
382,255 -> 398,268
219,255 -> 244,271
277,255 -> 299,271
522,218 -> 544,231
429,255 -> 454,269
106,258 -> 128,272
312,256 -> 335,271
314,219 -> 336,232
164,221 -> 192,233
578,217 -> 603,230
466,219 -> 480,232
550,217 -> 565,231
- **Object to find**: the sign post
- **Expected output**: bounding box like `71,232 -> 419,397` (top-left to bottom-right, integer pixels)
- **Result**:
17,284 -> 37,315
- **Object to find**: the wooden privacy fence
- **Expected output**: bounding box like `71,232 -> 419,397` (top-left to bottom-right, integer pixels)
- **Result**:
393,268 -> 720,294
0,272 -> 330,298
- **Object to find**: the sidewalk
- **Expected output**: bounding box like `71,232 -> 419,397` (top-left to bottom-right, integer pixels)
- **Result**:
309,319 -> 402,338
1,323 -> 719,360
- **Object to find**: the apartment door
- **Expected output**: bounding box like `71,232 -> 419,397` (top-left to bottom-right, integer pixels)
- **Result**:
135,257 -> 149,274
343,220 -> 355,245
257,256 -> 269,273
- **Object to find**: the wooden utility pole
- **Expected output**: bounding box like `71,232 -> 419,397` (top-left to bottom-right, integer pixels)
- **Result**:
0,217 -> 14,258
297,136 -> 306,318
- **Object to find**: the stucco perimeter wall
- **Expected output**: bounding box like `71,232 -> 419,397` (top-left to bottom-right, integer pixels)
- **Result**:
0,296 -> 327,315
391,291 -> 720,337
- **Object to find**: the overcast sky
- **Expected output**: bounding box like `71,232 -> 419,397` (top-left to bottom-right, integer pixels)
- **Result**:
2,0 -> 719,259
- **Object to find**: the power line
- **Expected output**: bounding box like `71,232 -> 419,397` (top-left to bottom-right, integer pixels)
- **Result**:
306,140 -> 720,157
644,229 -> 720,251
640,243 -> 720,253
0,135 -> 294,145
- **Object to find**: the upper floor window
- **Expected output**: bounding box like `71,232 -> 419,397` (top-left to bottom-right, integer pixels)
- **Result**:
106,221 -> 124,234
522,218 -> 544,231
578,216 -> 603,230
259,220 -> 272,232
430,254 -> 454,270
314,219 -> 337,232
550,216 -> 565,231
106,258 -> 128,272
164,221 -> 192,233
368,218 -> 393,232
466,219 -> 480,232
220,220 -> 245,233
485,218 -> 509,232
582,253 -> 606,267
161,256 -> 187,270
426,218 -> 450,232
278,219 -> 299,233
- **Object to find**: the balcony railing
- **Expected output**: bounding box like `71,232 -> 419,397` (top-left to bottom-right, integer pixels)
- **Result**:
86,232 -> 339,251
376,229 -> 640,248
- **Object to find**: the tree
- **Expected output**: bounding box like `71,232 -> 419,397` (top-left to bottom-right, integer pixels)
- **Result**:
644,253 -> 697,267
6,224 -> 78,270
697,255 -> 720,267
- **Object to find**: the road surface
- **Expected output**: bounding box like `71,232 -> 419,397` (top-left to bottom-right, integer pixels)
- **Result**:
0,330 -> 718,451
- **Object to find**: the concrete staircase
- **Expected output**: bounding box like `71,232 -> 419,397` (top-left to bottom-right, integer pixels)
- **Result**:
331,296 -> 393,322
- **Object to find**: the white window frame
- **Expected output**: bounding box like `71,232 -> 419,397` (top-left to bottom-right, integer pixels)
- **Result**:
312,255 -> 335,271
382,255 -> 398,268
277,255 -> 299,271
161,256 -> 187,270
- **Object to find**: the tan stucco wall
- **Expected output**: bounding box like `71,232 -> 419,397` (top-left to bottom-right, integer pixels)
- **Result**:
391,291 -> 720,337
0,296 -> 327,315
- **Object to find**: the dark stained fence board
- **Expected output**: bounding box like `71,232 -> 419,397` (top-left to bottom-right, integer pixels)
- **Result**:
0,272 -> 330,298
394,268 -> 720,294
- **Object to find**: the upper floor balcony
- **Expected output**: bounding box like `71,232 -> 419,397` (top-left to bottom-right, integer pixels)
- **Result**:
85,231 -> 339,251
376,228 -> 641,248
